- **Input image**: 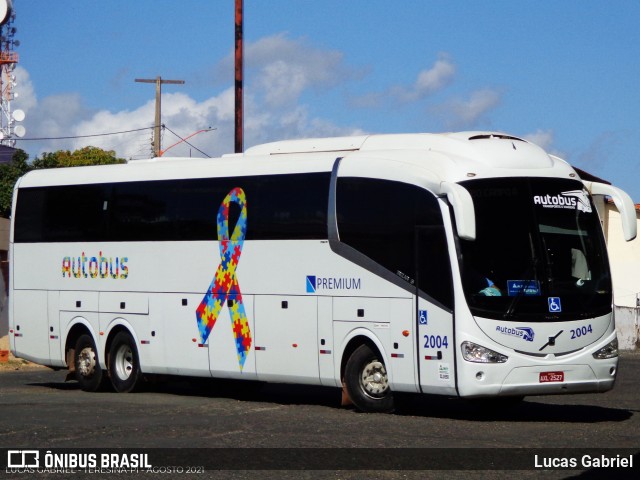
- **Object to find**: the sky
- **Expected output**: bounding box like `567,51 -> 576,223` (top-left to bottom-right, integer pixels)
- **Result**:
5,0 -> 640,200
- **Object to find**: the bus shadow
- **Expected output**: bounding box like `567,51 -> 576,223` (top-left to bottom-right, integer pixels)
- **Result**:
31,381 -> 80,391
30,376 -> 344,409
393,393 -> 634,423
30,376 -> 633,423
151,377 -> 344,409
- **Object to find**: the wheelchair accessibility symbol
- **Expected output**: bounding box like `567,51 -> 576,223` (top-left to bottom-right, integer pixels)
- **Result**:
419,310 -> 428,325
548,297 -> 562,313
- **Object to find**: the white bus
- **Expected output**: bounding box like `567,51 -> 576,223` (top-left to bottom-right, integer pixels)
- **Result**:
8,132 -> 637,412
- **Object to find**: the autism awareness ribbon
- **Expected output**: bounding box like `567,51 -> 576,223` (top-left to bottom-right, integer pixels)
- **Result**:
196,187 -> 252,370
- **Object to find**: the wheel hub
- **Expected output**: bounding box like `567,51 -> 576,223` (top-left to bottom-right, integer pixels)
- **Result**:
360,360 -> 389,397
77,347 -> 96,377
114,345 -> 134,380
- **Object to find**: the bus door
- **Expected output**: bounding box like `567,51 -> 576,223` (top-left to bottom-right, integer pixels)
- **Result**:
10,290 -> 50,365
415,226 -> 457,395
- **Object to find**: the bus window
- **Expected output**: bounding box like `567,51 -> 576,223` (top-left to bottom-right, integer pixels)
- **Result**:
458,177 -> 612,321
416,225 -> 453,310
336,177 -> 452,308
14,173 -> 331,243
14,184 -> 109,242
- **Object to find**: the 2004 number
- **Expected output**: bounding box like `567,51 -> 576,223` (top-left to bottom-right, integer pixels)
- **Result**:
570,324 -> 593,339
423,335 -> 449,349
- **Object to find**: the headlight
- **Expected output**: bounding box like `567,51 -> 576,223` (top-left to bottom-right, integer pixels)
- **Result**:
461,341 -> 508,363
592,338 -> 618,359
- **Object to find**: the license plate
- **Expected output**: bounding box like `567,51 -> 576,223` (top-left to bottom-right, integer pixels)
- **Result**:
539,371 -> 564,383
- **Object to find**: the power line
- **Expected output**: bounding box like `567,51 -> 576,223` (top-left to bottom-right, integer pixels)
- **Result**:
12,124 -> 214,159
13,126 -> 156,141
163,125 -> 212,158
103,129 -> 153,160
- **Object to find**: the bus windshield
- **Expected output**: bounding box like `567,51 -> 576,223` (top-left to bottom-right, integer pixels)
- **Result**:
458,177 -> 611,321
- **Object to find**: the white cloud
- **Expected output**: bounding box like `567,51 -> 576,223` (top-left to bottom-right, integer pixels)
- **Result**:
391,54 -> 456,103
575,131 -> 618,172
55,89 -> 245,159
14,37 -> 495,161
15,33 -> 363,161
214,33 -> 356,109
351,54 -> 456,108
251,34 -> 347,107
13,66 -> 37,113
523,129 -> 555,150
436,88 -> 502,128
522,129 -> 568,159
348,91 -> 384,109
69,99 -> 158,159
524,130 -> 555,150
14,74 -> 232,159
15,91 -> 92,155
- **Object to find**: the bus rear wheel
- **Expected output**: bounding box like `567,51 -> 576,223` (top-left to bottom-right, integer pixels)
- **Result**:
344,344 -> 394,413
109,331 -> 141,393
74,334 -> 104,392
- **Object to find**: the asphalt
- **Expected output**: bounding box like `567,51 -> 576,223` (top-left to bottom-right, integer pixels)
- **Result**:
1,352 -> 639,480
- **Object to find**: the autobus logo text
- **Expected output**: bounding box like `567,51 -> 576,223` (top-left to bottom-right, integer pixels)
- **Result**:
533,190 -> 592,213
61,252 -> 129,279
495,325 -> 535,342
306,275 -> 361,293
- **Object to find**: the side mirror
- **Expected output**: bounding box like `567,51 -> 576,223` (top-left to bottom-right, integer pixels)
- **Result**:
585,181 -> 637,241
440,182 -> 476,241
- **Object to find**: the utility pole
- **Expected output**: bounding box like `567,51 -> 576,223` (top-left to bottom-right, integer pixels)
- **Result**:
135,76 -> 185,157
234,0 -> 243,153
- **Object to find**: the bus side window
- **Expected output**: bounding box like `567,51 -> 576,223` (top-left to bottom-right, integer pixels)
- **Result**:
336,178 -> 416,285
14,185 -> 109,242
416,225 -> 453,310
336,177 -> 452,309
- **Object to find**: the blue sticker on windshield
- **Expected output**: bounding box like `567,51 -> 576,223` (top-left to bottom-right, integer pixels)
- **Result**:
548,297 -> 562,313
507,280 -> 541,297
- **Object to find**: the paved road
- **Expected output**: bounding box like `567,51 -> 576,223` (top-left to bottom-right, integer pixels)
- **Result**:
1,352 -> 639,479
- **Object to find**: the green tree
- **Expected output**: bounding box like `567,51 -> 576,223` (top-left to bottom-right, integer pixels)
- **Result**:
0,149 -> 30,218
0,146 -> 126,218
31,146 -> 126,169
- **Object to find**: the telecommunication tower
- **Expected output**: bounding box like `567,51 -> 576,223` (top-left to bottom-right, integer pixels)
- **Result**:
0,0 -> 25,147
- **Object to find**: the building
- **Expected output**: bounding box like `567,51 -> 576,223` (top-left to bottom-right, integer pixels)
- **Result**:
597,199 -> 640,349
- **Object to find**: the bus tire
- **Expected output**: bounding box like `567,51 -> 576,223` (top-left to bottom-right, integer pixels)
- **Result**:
74,334 -> 104,392
344,344 -> 394,413
109,331 -> 141,393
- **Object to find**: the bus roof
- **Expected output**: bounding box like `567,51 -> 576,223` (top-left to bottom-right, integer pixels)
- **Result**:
16,131 -> 578,190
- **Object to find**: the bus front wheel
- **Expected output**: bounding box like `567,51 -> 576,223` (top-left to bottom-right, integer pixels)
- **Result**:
344,344 -> 394,413
108,331 -> 141,393
74,334 -> 104,392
